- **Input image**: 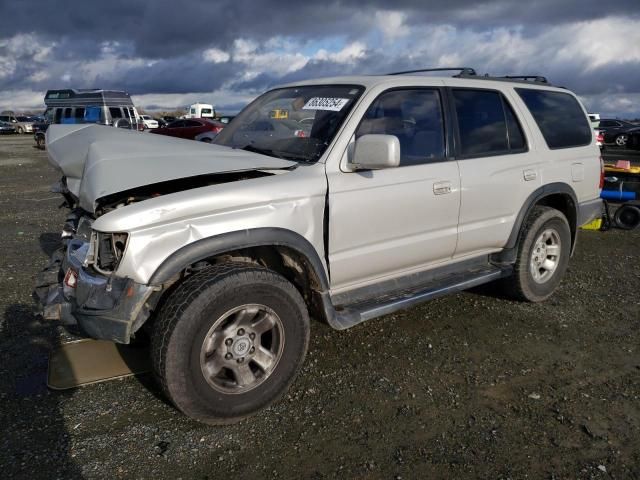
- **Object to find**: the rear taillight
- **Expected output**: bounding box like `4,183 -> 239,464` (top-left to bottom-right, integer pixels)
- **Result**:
596,131 -> 604,144
599,156 -> 605,190
294,129 -> 306,138
213,126 -> 223,134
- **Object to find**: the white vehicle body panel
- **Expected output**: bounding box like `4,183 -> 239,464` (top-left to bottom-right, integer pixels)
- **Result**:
94,163 -> 327,284
44,74 -> 601,300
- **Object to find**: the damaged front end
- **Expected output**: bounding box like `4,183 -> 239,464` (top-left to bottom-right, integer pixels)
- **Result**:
35,125 -> 301,343
34,210 -> 158,343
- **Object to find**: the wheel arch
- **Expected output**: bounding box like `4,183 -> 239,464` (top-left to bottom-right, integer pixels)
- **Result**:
494,183 -> 579,264
148,228 -> 331,322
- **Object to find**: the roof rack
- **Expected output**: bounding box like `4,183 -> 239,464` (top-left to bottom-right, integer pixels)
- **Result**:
388,67 -> 477,77
498,75 -> 549,84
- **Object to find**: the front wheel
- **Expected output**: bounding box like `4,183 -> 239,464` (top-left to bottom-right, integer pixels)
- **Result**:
500,206 -> 571,302
17,126 -> 24,134
151,262 -> 310,424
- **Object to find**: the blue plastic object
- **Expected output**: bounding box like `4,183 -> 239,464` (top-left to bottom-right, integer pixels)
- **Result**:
600,190 -> 636,201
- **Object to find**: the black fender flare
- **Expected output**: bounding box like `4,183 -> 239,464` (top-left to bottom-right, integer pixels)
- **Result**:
148,227 -> 329,289
494,183 -> 578,264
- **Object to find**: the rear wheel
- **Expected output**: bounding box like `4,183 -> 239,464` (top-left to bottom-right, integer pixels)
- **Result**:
151,262 -> 310,424
500,206 -> 571,302
616,134 -> 628,147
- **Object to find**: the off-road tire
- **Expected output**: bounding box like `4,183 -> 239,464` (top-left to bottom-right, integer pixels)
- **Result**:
501,206 -> 571,302
151,262 -> 310,425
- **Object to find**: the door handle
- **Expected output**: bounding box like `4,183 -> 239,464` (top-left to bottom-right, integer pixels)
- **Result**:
523,169 -> 537,181
433,181 -> 452,195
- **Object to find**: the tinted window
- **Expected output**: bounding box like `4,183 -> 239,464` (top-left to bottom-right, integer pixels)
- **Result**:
516,89 -> 591,149
356,89 -> 445,166
453,90 -> 508,155
599,120 -> 614,127
167,120 -> 185,128
184,120 -> 202,127
109,107 -> 122,119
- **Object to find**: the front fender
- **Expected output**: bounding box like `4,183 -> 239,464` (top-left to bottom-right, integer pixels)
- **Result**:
148,227 -> 329,289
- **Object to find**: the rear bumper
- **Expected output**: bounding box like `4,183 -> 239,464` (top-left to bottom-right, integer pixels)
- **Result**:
577,198 -> 603,226
34,239 -> 156,344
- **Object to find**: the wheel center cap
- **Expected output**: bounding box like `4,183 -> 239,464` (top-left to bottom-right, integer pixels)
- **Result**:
232,337 -> 251,357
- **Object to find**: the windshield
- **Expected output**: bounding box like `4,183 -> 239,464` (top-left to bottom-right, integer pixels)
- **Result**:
214,84 -> 364,162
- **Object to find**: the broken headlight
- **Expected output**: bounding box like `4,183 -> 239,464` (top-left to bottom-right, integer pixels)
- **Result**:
88,231 -> 128,274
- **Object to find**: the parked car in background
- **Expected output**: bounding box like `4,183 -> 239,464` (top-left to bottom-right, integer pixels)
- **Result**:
149,118 -> 224,140
139,115 -> 159,129
194,130 -> 223,142
0,120 -> 17,134
32,88 -> 143,148
43,89 -> 142,130
615,128 -> 640,150
185,103 -> 215,119
588,113 -> 600,128
598,118 -> 639,147
154,117 -> 168,128
0,111 -> 34,134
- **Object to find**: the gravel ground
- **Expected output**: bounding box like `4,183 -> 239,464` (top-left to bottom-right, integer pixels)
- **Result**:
1,135 -> 639,479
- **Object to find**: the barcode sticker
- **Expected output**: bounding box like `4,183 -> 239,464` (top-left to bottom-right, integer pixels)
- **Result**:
302,97 -> 350,111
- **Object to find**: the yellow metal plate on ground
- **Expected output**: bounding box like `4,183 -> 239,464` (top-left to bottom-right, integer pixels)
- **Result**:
47,339 -> 151,390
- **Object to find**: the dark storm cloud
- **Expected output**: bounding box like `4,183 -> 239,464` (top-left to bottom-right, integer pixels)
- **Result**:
1,0 -> 639,114
2,0 -> 638,59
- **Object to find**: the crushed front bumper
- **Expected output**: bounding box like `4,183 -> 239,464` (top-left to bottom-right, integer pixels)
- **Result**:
34,238 -> 156,344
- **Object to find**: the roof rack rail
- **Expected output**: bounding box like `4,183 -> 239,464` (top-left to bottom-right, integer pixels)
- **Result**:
498,75 -> 549,84
388,67 -> 477,77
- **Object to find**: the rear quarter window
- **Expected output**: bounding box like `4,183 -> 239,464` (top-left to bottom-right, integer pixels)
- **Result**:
515,88 -> 592,149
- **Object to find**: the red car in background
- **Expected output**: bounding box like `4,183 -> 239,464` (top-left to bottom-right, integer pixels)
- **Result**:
149,118 -> 224,140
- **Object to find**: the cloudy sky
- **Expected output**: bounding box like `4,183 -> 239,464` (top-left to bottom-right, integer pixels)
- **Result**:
1,0 -> 639,117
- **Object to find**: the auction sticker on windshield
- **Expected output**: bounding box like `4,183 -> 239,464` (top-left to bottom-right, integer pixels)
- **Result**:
303,97 -> 350,111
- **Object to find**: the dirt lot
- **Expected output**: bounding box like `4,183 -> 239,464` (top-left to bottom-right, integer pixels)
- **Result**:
0,135 -> 639,479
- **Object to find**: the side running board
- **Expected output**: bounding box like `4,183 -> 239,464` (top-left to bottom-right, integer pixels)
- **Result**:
323,264 -> 511,330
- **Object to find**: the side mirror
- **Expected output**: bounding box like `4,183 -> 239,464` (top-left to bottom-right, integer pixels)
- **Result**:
350,134 -> 400,170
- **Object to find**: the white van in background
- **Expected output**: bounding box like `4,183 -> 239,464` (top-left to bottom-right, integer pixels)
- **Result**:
185,103 -> 215,118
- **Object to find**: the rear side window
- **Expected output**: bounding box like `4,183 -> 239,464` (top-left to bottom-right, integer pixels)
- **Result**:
109,107 -> 123,119
452,89 -> 527,157
515,89 -> 592,149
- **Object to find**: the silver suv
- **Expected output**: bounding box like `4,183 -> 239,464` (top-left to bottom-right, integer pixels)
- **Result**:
36,68 -> 602,424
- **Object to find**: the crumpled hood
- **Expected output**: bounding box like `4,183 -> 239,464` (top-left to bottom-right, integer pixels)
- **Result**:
46,124 -> 296,211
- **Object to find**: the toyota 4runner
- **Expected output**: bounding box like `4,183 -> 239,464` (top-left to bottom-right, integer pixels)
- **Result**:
35,68 -> 603,424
